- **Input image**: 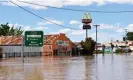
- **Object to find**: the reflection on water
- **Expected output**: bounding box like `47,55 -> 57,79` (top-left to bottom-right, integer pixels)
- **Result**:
0,54 -> 133,80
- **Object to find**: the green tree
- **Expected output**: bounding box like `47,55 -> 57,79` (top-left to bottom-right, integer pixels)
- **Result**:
126,32 -> 133,41
0,23 -> 23,36
80,37 -> 96,55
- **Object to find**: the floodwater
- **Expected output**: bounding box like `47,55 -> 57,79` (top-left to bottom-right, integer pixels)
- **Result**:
0,54 -> 133,80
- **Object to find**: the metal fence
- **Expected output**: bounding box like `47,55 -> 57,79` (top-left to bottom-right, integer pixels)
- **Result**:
0,45 -> 42,58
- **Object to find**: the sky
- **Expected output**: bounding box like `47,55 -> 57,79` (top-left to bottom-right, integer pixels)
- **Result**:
0,0 -> 133,43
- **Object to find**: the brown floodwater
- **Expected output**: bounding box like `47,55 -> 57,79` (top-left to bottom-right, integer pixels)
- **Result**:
0,54 -> 133,80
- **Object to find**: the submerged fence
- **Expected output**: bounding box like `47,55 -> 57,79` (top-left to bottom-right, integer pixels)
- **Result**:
0,45 -> 42,58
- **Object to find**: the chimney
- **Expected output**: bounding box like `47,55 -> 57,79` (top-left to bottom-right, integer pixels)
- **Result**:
60,33 -> 65,36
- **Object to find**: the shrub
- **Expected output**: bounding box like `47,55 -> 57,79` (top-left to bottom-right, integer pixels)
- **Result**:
115,48 -> 132,53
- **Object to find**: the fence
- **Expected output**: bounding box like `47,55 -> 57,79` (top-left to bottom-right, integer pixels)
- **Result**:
0,45 -> 42,58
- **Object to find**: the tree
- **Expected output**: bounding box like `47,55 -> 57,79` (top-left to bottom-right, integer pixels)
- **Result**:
123,37 -> 126,41
0,23 -> 23,36
80,37 -> 96,55
126,32 -> 133,41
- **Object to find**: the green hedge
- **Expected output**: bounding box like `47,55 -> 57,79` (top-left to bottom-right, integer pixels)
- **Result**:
93,50 -> 104,54
115,48 -> 132,53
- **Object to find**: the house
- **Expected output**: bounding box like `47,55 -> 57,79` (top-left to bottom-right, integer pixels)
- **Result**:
0,33 -> 73,57
72,42 -> 82,49
42,33 -> 73,56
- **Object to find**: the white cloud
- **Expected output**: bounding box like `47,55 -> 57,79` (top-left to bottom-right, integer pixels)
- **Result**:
69,30 -> 85,36
89,32 -> 122,43
98,23 -> 120,30
63,0 -> 105,6
126,24 -> 133,31
37,19 -> 64,26
23,26 -> 48,31
49,28 -> 85,36
7,23 -> 48,31
2,0 -> 63,9
23,26 -> 32,30
2,0 -> 133,10
49,28 -> 71,34
116,24 -> 133,32
8,23 -> 23,28
34,26 -> 49,30
69,20 -> 80,25
106,0 -> 133,4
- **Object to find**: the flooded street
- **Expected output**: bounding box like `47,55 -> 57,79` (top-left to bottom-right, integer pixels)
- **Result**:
0,54 -> 133,80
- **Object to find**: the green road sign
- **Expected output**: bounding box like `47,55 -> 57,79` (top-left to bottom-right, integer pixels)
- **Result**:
24,31 -> 43,47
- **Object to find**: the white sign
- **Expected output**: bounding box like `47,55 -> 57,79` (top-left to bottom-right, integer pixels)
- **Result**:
56,40 -> 69,46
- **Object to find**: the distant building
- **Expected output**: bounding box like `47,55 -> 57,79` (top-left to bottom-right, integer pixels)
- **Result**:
42,33 -> 73,56
95,43 -> 103,50
103,40 -> 133,51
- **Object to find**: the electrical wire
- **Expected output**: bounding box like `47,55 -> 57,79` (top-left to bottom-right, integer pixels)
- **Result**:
18,0 -> 133,13
9,0 -> 82,30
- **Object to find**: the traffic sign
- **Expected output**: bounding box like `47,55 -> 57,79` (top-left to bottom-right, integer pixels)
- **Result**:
24,31 -> 43,47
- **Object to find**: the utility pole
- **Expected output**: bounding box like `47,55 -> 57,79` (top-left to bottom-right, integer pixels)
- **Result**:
93,24 -> 100,56
123,29 -> 128,47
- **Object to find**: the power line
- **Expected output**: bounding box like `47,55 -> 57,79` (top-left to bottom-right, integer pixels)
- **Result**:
18,0 -> 133,13
9,0 -> 82,30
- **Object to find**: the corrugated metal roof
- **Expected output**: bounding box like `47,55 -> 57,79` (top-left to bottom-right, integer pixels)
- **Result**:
0,34 -> 61,45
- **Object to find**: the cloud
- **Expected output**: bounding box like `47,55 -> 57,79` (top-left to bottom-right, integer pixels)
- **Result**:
49,28 -> 71,34
116,24 -> 133,32
106,0 -> 133,4
33,26 -> 49,30
63,0 -> 105,6
8,23 -> 23,28
7,23 -> 48,31
126,24 -> 133,31
98,23 -> 120,30
2,0 -> 133,10
37,19 -> 64,26
2,0 -> 63,9
69,20 -> 80,25
89,32 -> 122,43
69,30 -> 85,36
23,26 -> 48,31
49,28 -> 85,36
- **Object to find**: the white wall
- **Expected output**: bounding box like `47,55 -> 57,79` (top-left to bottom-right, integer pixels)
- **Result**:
0,46 -> 42,53
129,46 -> 133,51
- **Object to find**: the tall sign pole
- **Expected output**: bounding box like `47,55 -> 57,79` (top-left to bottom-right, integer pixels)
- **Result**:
93,25 -> 100,56
86,29 -> 88,39
82,13 -> 92,39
